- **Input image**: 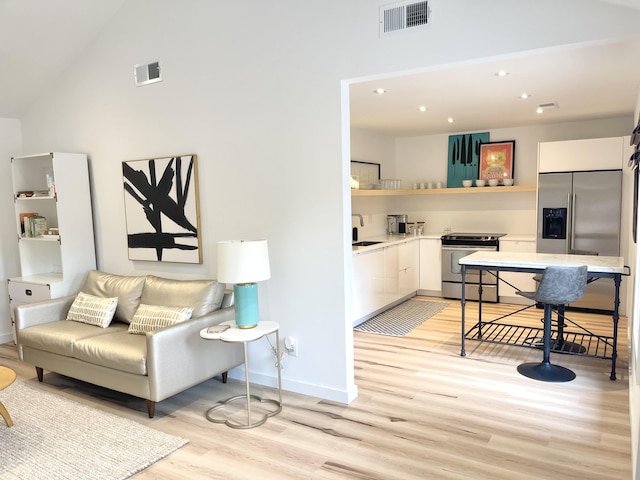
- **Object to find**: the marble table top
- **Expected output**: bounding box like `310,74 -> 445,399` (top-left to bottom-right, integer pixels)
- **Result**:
458,251 -> 625,274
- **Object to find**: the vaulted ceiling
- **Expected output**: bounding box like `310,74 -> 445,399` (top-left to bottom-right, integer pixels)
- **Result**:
1,0 -> 639,139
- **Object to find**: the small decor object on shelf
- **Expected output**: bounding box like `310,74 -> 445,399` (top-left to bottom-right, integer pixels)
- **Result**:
46,171 -> 55,196
479,140 -> 515,181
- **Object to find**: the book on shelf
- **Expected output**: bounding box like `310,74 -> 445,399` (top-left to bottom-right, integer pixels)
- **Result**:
30,216 -> 48,237
19,212 -> 38,236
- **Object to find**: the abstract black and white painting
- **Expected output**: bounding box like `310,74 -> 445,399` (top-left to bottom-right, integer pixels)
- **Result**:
123,154 -> 202,263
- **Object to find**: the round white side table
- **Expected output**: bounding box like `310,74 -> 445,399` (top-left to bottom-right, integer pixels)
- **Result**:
200,320 -> 282,429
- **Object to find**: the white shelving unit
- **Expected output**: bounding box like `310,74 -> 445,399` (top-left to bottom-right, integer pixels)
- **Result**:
7,152 -> 96,342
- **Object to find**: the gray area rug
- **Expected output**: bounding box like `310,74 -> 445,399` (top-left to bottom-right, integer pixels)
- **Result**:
0,381 -> 188,479
354,299 -> 449,336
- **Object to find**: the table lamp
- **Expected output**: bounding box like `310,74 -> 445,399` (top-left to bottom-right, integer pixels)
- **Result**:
217,239 -> 271,328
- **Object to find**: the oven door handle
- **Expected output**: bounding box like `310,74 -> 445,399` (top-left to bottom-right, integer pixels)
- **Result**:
441,245 -> 498,251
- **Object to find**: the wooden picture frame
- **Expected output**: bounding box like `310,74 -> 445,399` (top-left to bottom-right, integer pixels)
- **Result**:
122,154 -> 202,263
478,140 -> 515,181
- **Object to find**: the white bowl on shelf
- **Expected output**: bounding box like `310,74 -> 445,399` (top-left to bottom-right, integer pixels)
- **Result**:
475,179 -> 486,187
462,180 -> 473,188
503,178 -> 514,186
488,179 -> 499,187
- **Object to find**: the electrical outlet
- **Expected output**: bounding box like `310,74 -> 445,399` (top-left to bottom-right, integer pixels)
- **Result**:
284,337 -> 298,357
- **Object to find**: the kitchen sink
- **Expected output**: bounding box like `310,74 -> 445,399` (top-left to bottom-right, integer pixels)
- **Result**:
352,241 -> 383,247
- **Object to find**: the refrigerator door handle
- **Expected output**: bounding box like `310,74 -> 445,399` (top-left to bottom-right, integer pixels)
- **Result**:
566,193 -> 573,253
570,192 -> 577,252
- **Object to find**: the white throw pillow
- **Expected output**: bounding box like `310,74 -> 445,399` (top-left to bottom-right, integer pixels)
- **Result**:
66,292 -> 118,328
128,304 -> 193,334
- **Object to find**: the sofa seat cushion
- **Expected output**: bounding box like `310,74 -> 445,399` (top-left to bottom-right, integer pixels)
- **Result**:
19,321 -> 129,357
73,331 -> 147,375
141,275 -> 225,317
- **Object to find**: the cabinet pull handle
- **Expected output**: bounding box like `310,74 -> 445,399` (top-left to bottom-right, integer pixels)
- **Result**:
25,289 -> 32,296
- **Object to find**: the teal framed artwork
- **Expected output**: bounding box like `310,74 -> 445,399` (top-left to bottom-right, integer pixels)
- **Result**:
447,132 -> 489,188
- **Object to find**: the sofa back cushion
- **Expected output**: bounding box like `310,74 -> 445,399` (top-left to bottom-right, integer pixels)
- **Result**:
82,270 -> 146,324
140,275 -> 224,317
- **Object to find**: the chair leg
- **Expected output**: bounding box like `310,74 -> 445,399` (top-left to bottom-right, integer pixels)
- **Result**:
35,367 -> 43,382
146,400 -> 155,418
552,304 -> 586,353
517,304 -> 576,382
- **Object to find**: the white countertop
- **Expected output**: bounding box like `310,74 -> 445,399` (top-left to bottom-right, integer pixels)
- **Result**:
351,233 -> 535,253
459,251 -> 625,274
351,234 -> 440,252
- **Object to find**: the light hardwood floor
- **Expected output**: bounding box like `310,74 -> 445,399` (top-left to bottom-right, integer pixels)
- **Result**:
0,298 -> 631,479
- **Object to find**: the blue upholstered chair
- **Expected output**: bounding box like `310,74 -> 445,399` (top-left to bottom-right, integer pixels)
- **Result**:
516,265 -> 589,382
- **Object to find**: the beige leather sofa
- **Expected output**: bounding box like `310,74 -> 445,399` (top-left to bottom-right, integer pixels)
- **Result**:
15,270 -> 243,417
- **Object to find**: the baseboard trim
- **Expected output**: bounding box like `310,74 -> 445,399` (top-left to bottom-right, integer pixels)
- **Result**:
227,368 -> 358,404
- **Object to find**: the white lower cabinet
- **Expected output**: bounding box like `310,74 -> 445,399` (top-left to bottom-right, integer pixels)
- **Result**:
498,239 -> 537,304
419,238 -> 441,293
352,240 -> 420,324
352,248 -> 386,323
398,240 -> 419,298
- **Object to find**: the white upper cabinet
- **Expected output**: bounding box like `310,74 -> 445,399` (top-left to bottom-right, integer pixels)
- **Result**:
538,137 -> 624,173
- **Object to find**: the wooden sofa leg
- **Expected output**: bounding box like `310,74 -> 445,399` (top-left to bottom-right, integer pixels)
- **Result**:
221,371 -> 228,383
146,400 -> 155,418
35,367 -> 43,382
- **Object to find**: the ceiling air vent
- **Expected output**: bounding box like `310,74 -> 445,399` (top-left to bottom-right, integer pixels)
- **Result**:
134,61 -> 162,87
380,1 -> 431,38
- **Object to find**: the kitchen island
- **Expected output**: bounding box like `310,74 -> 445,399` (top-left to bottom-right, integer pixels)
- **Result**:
458,251 -> 627,379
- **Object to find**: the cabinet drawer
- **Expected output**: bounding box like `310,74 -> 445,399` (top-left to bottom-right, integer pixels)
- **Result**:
8,281 -> 51,303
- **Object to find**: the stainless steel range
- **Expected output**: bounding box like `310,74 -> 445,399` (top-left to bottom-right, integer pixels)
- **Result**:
441,233 -> 506,302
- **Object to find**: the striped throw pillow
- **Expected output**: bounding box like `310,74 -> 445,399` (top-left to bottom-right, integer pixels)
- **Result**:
128,304 -> 193,334
66,292 -> 118,328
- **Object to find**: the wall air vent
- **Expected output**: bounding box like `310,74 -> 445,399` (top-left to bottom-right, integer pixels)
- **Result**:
380,1 -> 431,38
134,61 -> 162,87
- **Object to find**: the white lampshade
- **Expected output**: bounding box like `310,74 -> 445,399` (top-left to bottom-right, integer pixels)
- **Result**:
217,239 -> 271,284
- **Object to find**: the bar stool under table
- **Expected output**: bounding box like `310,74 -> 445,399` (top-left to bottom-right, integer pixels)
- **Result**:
516,265 -> 588,382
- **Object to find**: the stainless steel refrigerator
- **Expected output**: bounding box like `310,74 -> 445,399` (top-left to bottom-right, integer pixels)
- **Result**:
537,170 -> 622,311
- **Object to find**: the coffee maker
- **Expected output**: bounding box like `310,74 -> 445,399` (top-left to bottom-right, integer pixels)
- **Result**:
386,214 -> 408,235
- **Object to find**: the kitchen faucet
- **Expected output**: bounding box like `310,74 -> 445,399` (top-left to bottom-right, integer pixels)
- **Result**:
352,213 -> 364,227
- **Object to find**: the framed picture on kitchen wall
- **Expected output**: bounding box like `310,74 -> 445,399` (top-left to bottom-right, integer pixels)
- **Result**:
478,140 -> 515,181
446,132 -> 489,188
122,154 -> 202,263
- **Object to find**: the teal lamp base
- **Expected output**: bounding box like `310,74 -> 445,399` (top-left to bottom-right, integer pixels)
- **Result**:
234,283 -> 259,328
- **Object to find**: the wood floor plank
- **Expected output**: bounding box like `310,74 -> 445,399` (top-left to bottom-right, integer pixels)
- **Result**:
0,297 -> 631,479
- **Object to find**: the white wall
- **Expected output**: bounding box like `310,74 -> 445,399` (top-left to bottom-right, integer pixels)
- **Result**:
13,0 -> 640,403
0,118 -> 22,343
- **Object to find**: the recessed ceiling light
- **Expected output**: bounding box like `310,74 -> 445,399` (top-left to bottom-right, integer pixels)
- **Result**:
536,106 -> 544,114
418,105 -> 427,112
447,117 -> 454,123
495,70 -> 510,77
520,93 -> 530,99
373,88 -> 386,94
